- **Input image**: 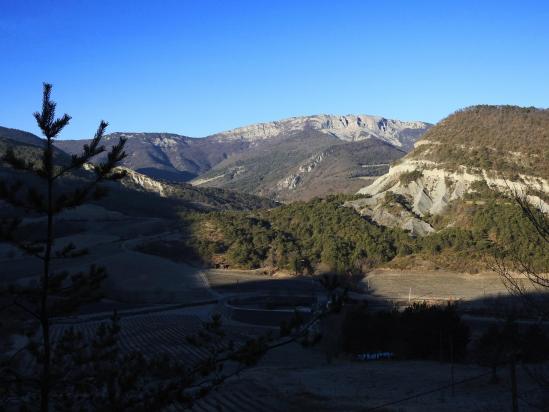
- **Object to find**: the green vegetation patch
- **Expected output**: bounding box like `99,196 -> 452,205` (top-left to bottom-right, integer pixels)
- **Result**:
186,184 -> 547,274
190,195 -> 408,272
398,170 -> 423,186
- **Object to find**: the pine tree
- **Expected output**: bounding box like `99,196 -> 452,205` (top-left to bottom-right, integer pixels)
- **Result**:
0,83 -> 127,411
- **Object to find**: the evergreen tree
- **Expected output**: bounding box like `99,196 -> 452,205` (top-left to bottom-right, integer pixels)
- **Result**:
0,83 -> 127,411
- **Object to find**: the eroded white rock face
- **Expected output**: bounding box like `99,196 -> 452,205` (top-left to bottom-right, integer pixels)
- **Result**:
357,159 -> 549,217
151,137 -> 179,147
119,167 -> 172,197
347,144 -> 549,236
299,152 -> 325,173
345,195 -> 436,237
211,114 -> 430,149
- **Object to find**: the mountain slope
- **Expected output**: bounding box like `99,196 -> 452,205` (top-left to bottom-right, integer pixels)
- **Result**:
56,132 -> 250,182
194,131 -> 408,201
0,129 -> 276,217
0,126 -> 70,166
55,114 -> 431,201
349,105 -> 549,234
0,126 -> 45,147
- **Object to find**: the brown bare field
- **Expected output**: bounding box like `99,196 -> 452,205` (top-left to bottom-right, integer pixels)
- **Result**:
366,269 -> 513,302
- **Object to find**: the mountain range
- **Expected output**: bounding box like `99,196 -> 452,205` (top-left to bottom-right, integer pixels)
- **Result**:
55,114 -> 431,201
5,106 -> 548,213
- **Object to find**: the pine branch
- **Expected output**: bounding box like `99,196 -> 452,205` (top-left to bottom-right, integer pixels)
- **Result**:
93,137 -> 127,179
0,180 -> 27,209
53,121 -> 109,180
0,219 -> 46,260
0,179 -> 49,213
11,240 -> 45,260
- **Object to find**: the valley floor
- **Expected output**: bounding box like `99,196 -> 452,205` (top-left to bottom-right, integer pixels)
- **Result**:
2,205 -> 548,411
240,343 -> 547,412
366,269 -> 511,303
45,303 -> 549,412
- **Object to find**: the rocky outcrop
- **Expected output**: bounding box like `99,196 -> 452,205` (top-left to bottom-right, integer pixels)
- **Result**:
276,152 -> 326,191
357,158 -> 549,216
210,114 -> 430,150
53,114 -> 430,200
349,109 -> 549,236
118,167 -> 174,197
345,195 -> 435,237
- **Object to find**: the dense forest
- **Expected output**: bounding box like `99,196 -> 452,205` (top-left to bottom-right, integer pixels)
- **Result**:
184,188 -> 548,274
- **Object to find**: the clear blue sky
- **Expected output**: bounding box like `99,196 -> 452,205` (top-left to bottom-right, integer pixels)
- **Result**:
1,0 -> 548,139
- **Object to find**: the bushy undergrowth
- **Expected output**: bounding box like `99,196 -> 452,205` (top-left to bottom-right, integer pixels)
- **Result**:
474,321 -> 549,377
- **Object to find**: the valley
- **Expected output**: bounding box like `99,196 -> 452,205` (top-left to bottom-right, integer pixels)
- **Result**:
3,3 -> 549,410
1,104 -> 548,411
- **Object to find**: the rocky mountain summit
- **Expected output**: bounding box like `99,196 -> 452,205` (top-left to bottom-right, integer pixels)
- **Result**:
210,114 -> 429,150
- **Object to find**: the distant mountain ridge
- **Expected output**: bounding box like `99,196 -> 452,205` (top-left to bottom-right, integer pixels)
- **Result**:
208,114 -> 429,150
0,127 -> 278,215
54,114 -> 431,201
0,126 -> 45,147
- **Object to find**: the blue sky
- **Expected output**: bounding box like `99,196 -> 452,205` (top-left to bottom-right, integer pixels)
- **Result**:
1,0 -> 548,139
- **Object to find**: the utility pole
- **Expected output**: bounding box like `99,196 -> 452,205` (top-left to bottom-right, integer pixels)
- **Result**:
450,336 -> 455,396
510,354 -> 519,412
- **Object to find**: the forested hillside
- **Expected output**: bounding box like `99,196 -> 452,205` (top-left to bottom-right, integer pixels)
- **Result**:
407,105 -> 549,178
185,188 -> 547,274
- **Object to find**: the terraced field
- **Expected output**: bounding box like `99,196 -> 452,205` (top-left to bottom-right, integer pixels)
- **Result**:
51,310 -> 290,411
52,312 -> 225,364
175,384 -> 288,412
